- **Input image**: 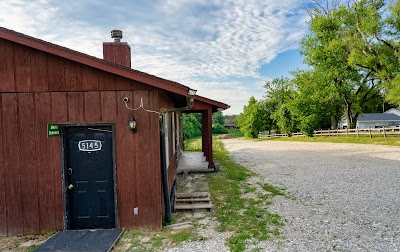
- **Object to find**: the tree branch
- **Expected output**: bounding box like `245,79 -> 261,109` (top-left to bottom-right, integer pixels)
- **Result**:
354,3 -> 378,56
375,35 -> 399,54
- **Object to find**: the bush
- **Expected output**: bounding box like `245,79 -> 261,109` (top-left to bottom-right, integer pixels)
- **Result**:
183,114 -> 202,139
212,123 -> 228,134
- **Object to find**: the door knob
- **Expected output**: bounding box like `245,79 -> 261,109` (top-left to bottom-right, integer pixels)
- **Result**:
68,184 -> 74,190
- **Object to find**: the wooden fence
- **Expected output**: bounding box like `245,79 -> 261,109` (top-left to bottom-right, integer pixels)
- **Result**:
258,126 -> 400,138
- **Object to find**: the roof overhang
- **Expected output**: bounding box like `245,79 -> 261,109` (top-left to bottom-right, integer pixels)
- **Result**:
0,27 -> 188,97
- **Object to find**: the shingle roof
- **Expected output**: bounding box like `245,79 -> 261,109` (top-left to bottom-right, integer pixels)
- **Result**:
357,113 -> 400,122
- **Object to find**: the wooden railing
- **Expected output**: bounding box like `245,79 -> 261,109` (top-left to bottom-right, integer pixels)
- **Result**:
258,126 -> 400,138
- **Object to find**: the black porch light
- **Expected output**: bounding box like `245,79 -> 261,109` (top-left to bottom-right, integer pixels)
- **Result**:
128,117 -> 137,133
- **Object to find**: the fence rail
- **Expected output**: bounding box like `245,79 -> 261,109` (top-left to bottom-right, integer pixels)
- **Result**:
258,126 -> 400,138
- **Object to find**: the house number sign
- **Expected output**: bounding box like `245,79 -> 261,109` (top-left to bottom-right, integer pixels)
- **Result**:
78,140 -> 102,152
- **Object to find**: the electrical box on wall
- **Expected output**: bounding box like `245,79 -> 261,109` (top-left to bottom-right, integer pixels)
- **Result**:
133,207 -> 138,215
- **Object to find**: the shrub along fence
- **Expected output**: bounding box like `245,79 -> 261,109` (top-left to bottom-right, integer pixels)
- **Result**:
258,126 -> 400,138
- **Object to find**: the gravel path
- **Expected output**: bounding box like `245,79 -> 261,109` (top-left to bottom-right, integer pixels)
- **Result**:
223,139 -> 400,252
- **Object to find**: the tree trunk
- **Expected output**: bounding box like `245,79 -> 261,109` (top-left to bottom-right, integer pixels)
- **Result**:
331,116 -> 338,130
344,100 -> 353,128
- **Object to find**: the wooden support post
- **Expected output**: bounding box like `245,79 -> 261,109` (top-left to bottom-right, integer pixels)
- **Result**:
356,127 -> 359,138
383,126 -> 386,138
369,127 -> 372,138
336,129 -> 339,137
346,127 -> 348,137
201,111 -> 208,160
328,128 -> 330,137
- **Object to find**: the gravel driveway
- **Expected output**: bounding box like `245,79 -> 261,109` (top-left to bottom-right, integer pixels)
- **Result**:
223,139 -> 400,252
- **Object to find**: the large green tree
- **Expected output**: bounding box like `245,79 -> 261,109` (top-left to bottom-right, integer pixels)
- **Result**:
264,78 -> 299,135
237,97 -> 271,138
291,70 -> 339,134
301,0 -> 396,128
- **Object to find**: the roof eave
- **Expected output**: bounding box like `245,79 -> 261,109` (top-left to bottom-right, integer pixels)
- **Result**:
0,27 -> 189,97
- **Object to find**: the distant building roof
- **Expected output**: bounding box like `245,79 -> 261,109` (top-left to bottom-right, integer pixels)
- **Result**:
384,108 -> 400,116
357,113 -> 400,122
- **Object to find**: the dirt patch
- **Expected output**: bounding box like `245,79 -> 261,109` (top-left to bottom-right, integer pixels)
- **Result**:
0,234 -> 50,252
216,134 -> 234,139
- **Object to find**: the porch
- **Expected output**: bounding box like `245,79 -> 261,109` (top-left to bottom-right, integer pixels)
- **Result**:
177,151 -> 211,173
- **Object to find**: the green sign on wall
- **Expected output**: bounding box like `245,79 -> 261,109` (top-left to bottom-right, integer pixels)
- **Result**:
48,124 -> 60,137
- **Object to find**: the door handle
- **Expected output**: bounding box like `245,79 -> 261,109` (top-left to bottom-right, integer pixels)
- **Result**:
68,168 -> 73,176
68,184 -> 74,190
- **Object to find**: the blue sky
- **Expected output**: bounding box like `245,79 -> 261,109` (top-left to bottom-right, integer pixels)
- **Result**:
0,0 -> 311,114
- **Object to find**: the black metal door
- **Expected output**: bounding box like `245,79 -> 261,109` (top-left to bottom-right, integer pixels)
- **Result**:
65,126 -> 115,229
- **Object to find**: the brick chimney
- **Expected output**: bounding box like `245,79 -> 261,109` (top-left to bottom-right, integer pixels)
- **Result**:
103,30 -> 131,68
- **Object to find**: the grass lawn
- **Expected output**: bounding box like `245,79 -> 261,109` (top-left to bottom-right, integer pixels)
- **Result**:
185,137 -> 284,252
258,135 -> 400,147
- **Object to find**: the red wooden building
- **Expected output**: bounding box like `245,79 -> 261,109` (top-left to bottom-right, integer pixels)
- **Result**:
0,27 -> 228,236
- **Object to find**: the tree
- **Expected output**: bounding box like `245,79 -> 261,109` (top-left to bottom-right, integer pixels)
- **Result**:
237,97 -> 270,138
264,78 -> 299,135
347,0 -> 400,106
303,0 -> 399,128
223,114 -> 238,125
183,114 -> 202,139
291,70 -> 339,134
212,111 -> 225,125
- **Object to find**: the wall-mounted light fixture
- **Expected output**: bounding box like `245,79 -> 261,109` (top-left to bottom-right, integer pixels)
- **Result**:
187,88 -> 197,108
128,117 -> 137,133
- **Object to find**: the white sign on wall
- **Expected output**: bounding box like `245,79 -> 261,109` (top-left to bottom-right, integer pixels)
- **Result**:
78,140 -> 102,152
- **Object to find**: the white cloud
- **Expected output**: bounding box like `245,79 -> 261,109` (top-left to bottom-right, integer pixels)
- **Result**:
0,0 -> 309,114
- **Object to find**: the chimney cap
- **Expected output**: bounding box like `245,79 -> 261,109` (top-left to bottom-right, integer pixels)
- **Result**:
111,30 -> 123,42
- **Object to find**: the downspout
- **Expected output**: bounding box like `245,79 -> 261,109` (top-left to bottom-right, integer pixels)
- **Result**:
160,88 -> 197,223
160,118 -> 172,223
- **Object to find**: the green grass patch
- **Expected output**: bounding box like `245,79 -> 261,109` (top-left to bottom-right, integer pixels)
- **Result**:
113,228 -> 202,252
259,135 -> 400,146
184,137 -> 202,151
261,183 -> 286,197
207,140 -> 284,251
184,137 -> 226,152
27,245 -> 39,252
226,129 -> 245,137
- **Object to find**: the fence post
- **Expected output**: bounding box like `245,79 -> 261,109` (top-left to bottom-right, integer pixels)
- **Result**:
346,127 -> 348,137
356,127 -> 359,138
369,127 -> 372,138
336,129 -> 339,137
383,126 -> 386,138
328,128 -> 330,137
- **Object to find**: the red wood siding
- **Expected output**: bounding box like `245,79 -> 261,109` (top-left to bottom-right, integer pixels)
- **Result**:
19,93 -> 40,234
34,92 -> 55,233
0,94 -> 6,236
0,39 -> 15,92
2,94 -> 22,235
51,92 -> 68,231
0,38 -> 156,93
0,40 -> 164,235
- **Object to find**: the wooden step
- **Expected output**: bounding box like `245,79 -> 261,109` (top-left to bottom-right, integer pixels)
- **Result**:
174,192 -> 213,211
175,196 -> 210,203
174,203 -> 213,210
175,192 -> 210,198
